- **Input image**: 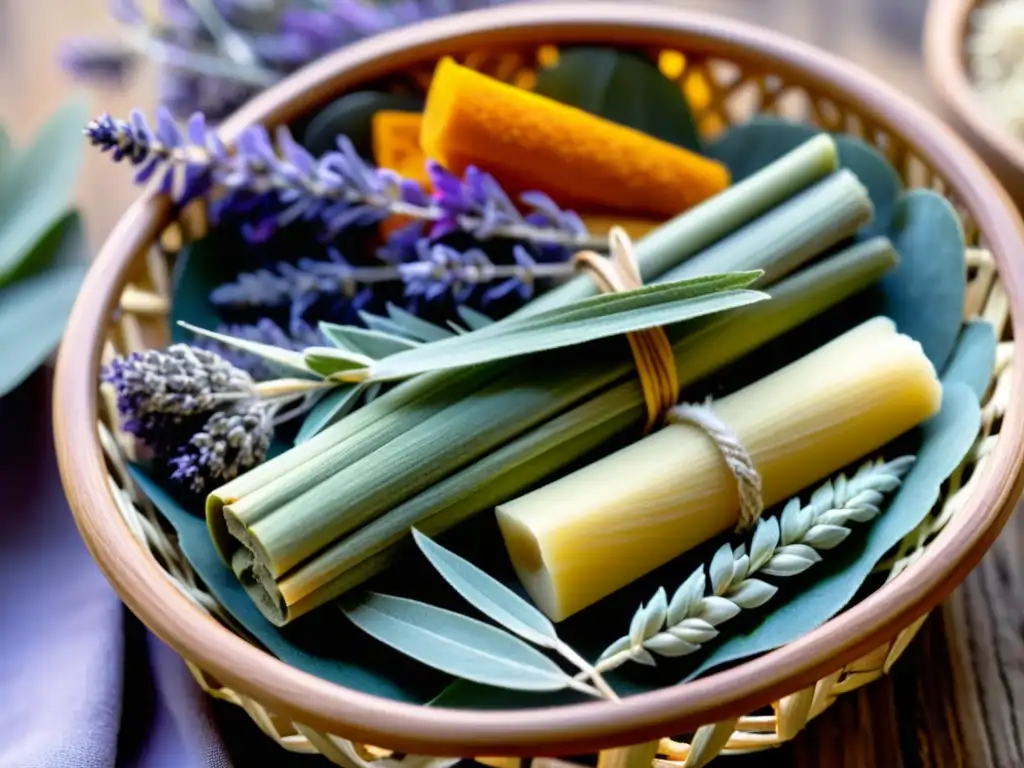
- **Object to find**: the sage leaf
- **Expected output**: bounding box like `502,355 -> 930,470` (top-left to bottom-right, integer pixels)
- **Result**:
667,569 -> 705,626
535,47 -> 703,152
295,384 -> 365,444
178,321 -> 318,379
357,310 -> 412,340
368,277 -> 767,381
687,381 -> 981,680
749,518 -> 780,571
340,593 -> 578,693
320,322 -> 419,359
0,215 -> 87,396
709,544 -> 735,595
0,97 -> 88,289
411,529 -> 558,649
643,633 -> 698,658
641,587 -> 668,639
727,579 -> 777,610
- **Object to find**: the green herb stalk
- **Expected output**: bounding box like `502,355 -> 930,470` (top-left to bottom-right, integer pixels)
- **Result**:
206,135 -> 840,557
238,237 -> 897,624
221,167 -> 872,585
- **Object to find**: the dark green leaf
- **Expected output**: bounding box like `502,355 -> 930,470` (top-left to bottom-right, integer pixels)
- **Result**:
303,346 -> 373,378
941,320 -> 996,399
686,380 -> 980,680
294,384 -> 366,444
535,48 -> 702,152
877,190 -> 966,372
0,97 -> 89,288
340,593 -> 577,692
707,115 -> 901,237
0,215 -> 87,397
300,91 -> 424,158
170,239 -> 236,344
319,321 -> 419,359
412,530 -> 558,648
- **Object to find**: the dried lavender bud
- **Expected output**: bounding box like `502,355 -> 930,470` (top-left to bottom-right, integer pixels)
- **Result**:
168,400 -> 273,493
102,344 -> 254,443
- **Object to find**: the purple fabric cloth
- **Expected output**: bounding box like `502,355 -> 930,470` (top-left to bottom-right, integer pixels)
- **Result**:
0,372 -> 247,768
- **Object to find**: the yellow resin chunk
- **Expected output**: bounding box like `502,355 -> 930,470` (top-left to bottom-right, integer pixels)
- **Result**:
496,317 -> 942,622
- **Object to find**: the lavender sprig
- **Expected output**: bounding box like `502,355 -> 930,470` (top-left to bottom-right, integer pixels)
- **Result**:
85,108 -> 600,251
63,0 -> 507,121
209,243 -> 575,312
103,343 -> 329,492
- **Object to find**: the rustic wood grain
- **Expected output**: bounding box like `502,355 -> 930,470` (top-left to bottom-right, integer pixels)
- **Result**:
9,0 -> 1022,766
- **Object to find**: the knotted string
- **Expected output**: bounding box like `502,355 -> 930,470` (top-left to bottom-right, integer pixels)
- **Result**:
574,227 -> 764,533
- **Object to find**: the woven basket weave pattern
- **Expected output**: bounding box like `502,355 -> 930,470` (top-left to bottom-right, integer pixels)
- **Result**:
94,43 -> 1010,766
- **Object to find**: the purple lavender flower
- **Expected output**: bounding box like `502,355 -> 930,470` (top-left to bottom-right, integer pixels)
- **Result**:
87,108 -> 601,253
102,344 -> 254,447
58,37 -> 137,85
168,400 -> 273,493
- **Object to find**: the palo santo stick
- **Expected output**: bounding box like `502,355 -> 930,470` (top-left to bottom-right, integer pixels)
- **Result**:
497,317 -> 943,622
421,58 -> 730,217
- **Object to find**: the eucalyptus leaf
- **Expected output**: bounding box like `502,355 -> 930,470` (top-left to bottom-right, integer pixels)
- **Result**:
535,47 -> 702,152
368,276 -> 766,381
707,115 -> 901,238
0,96 -> 89,289
294,384 -> 366,444
941,320 -> 997,399
876,191 -> 966,371
340,593 -> 578,692
319,322 -> 419,359
686,380 -> 980,680
412,529 -> 558,648
0,213 -> 87,397
178,321 -> 318,379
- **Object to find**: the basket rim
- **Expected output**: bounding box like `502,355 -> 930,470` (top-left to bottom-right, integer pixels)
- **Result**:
54,1 -> 1024,756
923,0 -> 1024,174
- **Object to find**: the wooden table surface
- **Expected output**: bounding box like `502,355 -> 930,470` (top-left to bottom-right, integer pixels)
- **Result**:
3,1 -> 1022,766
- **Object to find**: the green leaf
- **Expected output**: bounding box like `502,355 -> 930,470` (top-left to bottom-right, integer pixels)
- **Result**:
303,346 -> 373,378
878,191 -> 966,372
456,306 -> 495,331
340,593 -> 578,692
300,90 -> 424,158
358,310 -> 419,340
0,96 -> 89,289
0,214 -> 87,397
707,115 -> 901,238
535,47 -> 702,152
686,380 -> 980,680
319,322 -> 419,359
128,466 -> 444,704
368,275 -> 766,381
179,321 -> 318,379
412,529 -> 558,649
941,320 -> 996,399
294,384 -> 366,444
385,303 -> 456,342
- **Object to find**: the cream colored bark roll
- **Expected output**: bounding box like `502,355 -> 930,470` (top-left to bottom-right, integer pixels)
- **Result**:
496,316 -> 942,621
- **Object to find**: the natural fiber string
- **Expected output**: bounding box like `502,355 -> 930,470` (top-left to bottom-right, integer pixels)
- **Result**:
574,227 -> 679,433
574,227 -> 764,532
667,400 -> 764,532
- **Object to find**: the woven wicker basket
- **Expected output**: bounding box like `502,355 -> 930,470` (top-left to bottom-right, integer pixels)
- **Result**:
54,3 -> 1024,766
925,0 -> 1024,206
